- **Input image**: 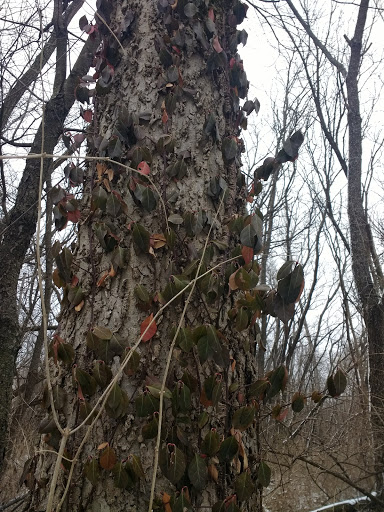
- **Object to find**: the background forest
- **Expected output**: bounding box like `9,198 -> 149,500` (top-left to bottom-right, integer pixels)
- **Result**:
0,1 -> 383,511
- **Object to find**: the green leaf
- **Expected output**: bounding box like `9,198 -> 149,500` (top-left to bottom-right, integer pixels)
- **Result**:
222,137 -> 237,162
159,445 -> 186,484
235,306 -> 249,332
106,193 -> 122,217
135,393 -> 159,417
258,461 -> 271,487
248,379 -> 269,400
83,458 -> 100,485
142,414 -> 159,439
201,430 -> 220,456
107,383 -> 123,410
198,411 -> 209,429
232,406 -> 255,431
277,262 -> 304,303
333,368 -> 347,396
266,366 -> 288,400
132,223 -> 150,253
110,246 -> 129,270
75,368 -> 97,396
92,360 -> 112,388
235,471 -> 255,501
68,286 -> 84,307
172,382 -> 191,414
177,327 -> 194,353
92,326 -> 113,340
218,436 -> 239,463
134,285 -> 150,303
126,454 -> 145,479
112,461 -> 132,489
123,348 -> 141,376
57,343 -> 75,366
140,186 -> 158,212
184,2 -> 198,17
292,392 -> 305,413
92,185 -> 108,211
79,400 -> 96,425
188,454 -> 208,490
55,248 -> 73,283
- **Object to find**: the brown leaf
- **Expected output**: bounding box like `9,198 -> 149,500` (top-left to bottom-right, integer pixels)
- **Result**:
208,463 -> 218,482
140,313 -> 157,342
99,446 -> 117,470
75,299 -> 84,312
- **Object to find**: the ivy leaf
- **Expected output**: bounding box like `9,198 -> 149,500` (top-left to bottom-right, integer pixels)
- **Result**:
83,458 -> 100,485
107,383 -> 123,410
232,406 -> 255,431
126,454 -> 145,480
99,445 -> 117,470
135,392 -> 159,417
140,313 -> 157,342
218,436 -> 239,463
235,471 -> 255,501
159,445 -> 186,484
132,223 -> 150,253
57,343 -> 75,366
258,461 -> 271,487
106,193 -> 122,217
222,137 -> 237,162
172,382 -> 191,414
91,185 -> 108,211
201,430 -> 220,456
266,366 -> 288,400
142,414 -> 159,439
188,454 -> 208,490
291,392 -> 305,413
75,368 -> 97,397
140,186 -> 158,212
92,360 -> 112,388
112,461 -> 132,489
123,348 -> 141,376
184,2 -> 197,17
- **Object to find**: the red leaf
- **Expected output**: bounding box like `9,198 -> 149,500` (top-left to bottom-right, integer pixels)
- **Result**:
83,109 -> 93,122
212,36 -> 222,53
140,313 -> 157,342
208,8 -> 214,21
99,446 -> 116,470
162,109 -> 169,124
241,246 -> 253,265
67,209 -> 81,223
137,161 -> 150,176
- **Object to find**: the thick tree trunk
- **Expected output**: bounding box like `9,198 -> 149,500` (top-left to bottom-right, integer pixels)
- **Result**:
28,1 -> 264,511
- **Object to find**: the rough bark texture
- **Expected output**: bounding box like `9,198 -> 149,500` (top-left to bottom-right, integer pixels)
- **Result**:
28,1 -> 263,511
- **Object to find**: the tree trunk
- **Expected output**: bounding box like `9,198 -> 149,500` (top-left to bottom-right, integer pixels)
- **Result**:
29,1 -> 267,511
345,0 -> 384,497
0,33 -> 99,472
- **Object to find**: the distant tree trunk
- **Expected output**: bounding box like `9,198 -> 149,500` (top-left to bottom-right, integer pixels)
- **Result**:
346,0 -> 384,495
28,1 -> 267,511
0,31 -> 99,472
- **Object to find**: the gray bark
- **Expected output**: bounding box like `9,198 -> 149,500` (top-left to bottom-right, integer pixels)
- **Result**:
28,1 -> 261,511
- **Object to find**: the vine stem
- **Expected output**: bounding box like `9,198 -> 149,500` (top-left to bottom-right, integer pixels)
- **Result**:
46,429 -> 69,512
148,193 -> 226,512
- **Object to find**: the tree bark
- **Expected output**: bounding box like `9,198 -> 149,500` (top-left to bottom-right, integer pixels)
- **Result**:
28,1 -> 263,511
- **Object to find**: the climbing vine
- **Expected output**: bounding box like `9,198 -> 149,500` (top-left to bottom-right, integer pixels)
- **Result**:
26,1 -> 347,511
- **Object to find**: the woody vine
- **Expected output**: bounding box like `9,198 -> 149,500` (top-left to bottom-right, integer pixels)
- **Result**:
25,1 -> 348,511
